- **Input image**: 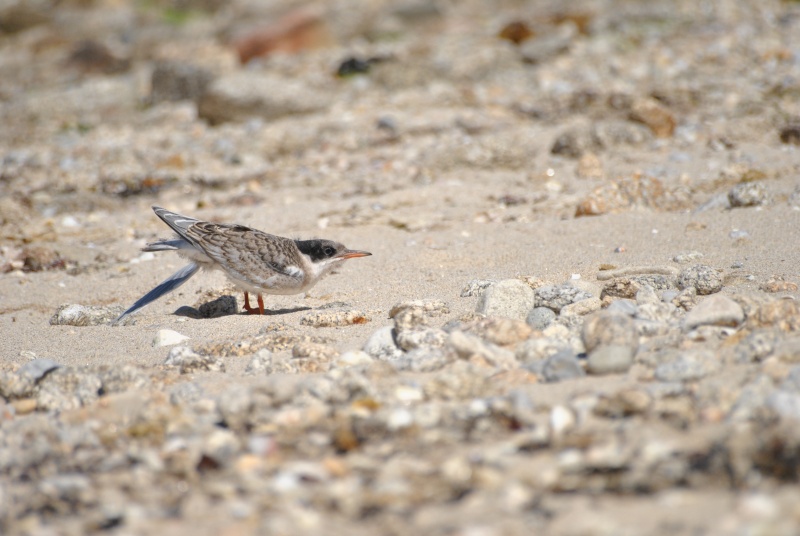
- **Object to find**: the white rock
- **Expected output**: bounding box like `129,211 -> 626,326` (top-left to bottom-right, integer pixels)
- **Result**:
153,329 -> 189,347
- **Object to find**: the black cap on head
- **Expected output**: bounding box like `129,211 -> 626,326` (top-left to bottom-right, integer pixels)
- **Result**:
295,239 -> 344,262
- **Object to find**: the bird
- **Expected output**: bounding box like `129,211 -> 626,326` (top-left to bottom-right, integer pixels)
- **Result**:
115,206 -> 371,323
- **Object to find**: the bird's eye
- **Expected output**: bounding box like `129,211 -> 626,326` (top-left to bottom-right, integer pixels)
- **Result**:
324,247 -> 335,256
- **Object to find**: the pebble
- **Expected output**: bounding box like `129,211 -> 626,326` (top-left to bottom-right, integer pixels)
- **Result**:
542,350 -> 586,383
292,342 -> 339,360
465,317 -> 532,346
728,182 -> 768,208
586,345 -> 635,375
301,310 -> 370,327
153,329 -> 190,347
526,307 -> 556,330
476,279 -> 535,320
460,279 -> 496,297
673,251 -> 704,264
164,347 -> 226,374
535,284 -> 593,313
654,351 -> 718,382
198,296 -> 238,318
244,349 -> 272,376
582,311 -> 638,352
629,97 -> 676,137
683,295 -> 744,330
560,297 -> 602,317
333,351 -> 375,369
362,326 -> 403,360
677,264 -> 723,295
149,61 -> 213,104
50,304 -> 128,326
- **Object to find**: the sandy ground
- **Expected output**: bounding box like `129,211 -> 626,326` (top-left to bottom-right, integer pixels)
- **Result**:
1,0 -> 800,534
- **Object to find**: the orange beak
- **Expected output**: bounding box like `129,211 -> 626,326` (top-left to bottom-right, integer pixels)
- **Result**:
338,249 -> 372,260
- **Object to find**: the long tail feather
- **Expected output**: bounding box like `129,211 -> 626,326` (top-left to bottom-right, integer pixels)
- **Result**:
114,262 -> 200,324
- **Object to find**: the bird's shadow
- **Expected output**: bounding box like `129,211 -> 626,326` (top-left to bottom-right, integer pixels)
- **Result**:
172,295 -> 312,319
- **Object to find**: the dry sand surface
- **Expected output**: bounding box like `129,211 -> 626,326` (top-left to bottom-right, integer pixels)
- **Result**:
1,0 -> 800,534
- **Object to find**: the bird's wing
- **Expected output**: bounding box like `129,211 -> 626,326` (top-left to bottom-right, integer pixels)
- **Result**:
151,206 -> 204,247
114,262 -> 200,324
185,223 -> 305,289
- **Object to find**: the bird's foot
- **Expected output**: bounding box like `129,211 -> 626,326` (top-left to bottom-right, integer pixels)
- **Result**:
243,292 -> 264,315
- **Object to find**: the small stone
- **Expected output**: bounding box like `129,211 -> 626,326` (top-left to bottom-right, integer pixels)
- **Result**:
363,326 -> 403,360
576,152 -> 604,179
390,299 -> 450,331
333,351 -> 374,368
560,297 -> 602,316
460,279 -> 496,297
745,299 -> 800,332
542,350 -> 585,382
50,304 -> 127,326
677,264 -> 723,295
301,310 -> 370,327
526,307 -> 556,330
535,284 -> 593,313
198,295 -> 238,318
244,349 -> 272,376
36,368 -> 102,411
467,317 -> 532,346
606,299 -> 638,316
759,277 -> 798,293
476,279 -> 536,320
149,61 -> 213,104
593,389 -> 652,417
395,328 -> 449,351
780,124 -> 800,145
773,337 -> 800,363
683,295 -> 744,330
728,182 -> 768,208
153,329 -> 190,347
19,359 -> 61,382
629,97 -> 676,137
447,331 -> 517,370
730,330 -> 779,363
673,251 -> 704,264
654,351 -> 718,382
165,347 -> 226,374
582,311 -> 638,352
587,345 -> 634,375
292,342 -> 339,360
515,337 -> 571,364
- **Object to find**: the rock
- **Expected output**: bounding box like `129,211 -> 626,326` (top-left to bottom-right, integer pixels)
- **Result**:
333,351 -> 374,368
683,295 -> 744,330
198,72 -> 332,125
587,345 -> 634,375
629,97 -> 676,137
292,342 -> 339,360
467,317 -> 532,346
759,277 -> 798,293
515,337 -> 572,364
395,328 -> 449,352
363,326 -> 403,360
730,330 -> 780,363
654,350 -> 718,382
582,311 -> 638,352
673,251 -> 704,264
744,298 -> 800,331
526,307 -> 556,330
606,299 -> 638,316
50,304 -> 127,326
728,182 -> 768,208
535,284 -> 593,313
447,331 -> 517,370
149,61 -> 213,104
460,279 -> 497,297
198,296 -> 238,318
780,124 -> 800,145
677,264 -> 723,295
244,349 -> 272,376
560,297 -> 602,317
153,329 -> 190,347
476,279 -> 535,320
301,310 -> 370,327
542,350 -> 585,382
36,368 -> 102,411
389,299 -> 450,331
773,337 -> 800,363
165,347 -> 226,374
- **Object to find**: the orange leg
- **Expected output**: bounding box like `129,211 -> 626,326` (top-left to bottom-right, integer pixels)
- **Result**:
243,292 -> 262,314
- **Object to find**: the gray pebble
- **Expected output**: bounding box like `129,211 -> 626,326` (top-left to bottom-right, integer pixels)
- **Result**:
476,279 -> 535,320
149,60 -> 213,104
673,251 -> 704,264
683,295 -> 744,330
583,311 -> 638,353
526,307 -> 556,330
606,299 -> 638,316
731,330 -> 779,363
363,326 -> 403,360
198,295 -> 238,318
390,348 -> 452,372
677,264 -> 723,295
395,328 -> 449,352
654,351 -> 718,382
245,349 -> 273,376
36,368 -> 102,411
460,279 -> 496,297
535,284 -> 593,313
728,181 -> 768,207
50,304 -> 127,326
164,346 -> 226,374
19,358 -> 61,382
587,345 -> 635,375
542,350 -> 586,382
515,337 -> 571,364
